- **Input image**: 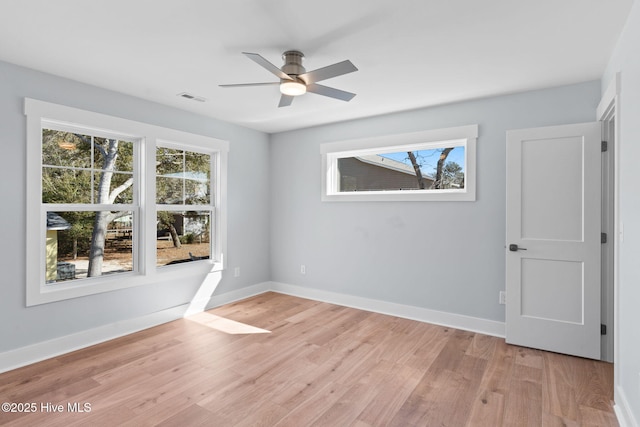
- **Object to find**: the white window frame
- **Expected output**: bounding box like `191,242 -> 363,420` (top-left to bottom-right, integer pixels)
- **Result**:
321,124 -> 478,202
25,98 -> 228,306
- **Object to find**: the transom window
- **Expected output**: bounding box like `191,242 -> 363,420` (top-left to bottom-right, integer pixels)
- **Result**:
25,98 -> 228,306
321,125 -> 477,201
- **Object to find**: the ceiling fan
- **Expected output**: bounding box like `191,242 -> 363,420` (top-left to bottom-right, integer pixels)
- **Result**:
219,50 -> 358,107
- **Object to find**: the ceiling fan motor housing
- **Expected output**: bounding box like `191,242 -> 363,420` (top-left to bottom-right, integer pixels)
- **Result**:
281,50 -> 306,79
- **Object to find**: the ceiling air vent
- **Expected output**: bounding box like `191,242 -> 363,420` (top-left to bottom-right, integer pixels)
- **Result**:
177,92 -> 206,102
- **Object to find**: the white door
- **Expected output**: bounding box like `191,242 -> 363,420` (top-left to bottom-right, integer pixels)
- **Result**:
505,122 -> 601,359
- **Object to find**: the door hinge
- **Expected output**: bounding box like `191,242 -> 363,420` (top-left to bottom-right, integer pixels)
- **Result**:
601,324 -> 607,335
601,233 -> 607,244
602,141 -> 608,152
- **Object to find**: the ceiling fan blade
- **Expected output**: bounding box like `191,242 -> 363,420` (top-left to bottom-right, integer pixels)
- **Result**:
243,52 -> 293,81
219,82 -> 279,88
306,83 -> 356,102
278,94 -> 294,107
299,60 -> 357,84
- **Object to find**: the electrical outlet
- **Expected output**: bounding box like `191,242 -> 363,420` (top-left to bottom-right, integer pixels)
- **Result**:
300,265 -> 306,275
234,267 -> 240,277
499,291 -> 506,305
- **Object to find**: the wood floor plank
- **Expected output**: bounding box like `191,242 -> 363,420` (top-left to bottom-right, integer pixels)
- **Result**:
155,403 -> 215,427
0,357 -> 63,394
578,404 -> 619,427
308,360 -> 394,427
272,380 -> 350,427
503,377 -> 543,427
543,357 -> 582,422
0,293 -> 617,426
426,328 -> 476,372
390,354 -> 488,426
1,342 -> 155,404
466,389 -> 505,427
466,332 -> 499,360
466,338 -> 512,426
542,412 -> 581,427
576,360 -> 615,412
354,363 -> 424,426
400,324 -> 451,370
120,396 -> 197,427
476,338 -> 517,395
271,340 -> 376,411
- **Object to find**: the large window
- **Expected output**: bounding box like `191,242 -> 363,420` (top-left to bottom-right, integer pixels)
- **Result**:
321,125 -> 477,201
26,99 -> 228,306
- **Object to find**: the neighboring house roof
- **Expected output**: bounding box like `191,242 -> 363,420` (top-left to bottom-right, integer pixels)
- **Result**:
355,155 -> 434,181
46,212 -> 71,230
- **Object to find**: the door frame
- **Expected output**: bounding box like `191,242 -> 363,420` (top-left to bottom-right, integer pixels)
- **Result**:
596,73 -> 619,366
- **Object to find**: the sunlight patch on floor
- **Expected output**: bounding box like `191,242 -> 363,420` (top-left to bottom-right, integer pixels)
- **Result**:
186,312 -> 271,335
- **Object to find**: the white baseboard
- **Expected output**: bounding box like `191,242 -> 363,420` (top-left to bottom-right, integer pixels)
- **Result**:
204,282 -> 271,311
269,281 -> 506,338
615,385 -> 640,427
0,282 -> 271,374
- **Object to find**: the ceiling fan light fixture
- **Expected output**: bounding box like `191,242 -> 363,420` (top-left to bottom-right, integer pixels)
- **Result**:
280,80 -> 306,96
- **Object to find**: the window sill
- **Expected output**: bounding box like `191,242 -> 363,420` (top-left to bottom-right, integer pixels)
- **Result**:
28,260 -> 224,306
322,189 -> 474,202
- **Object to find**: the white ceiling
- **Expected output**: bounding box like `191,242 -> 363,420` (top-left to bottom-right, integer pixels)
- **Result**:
0,0 -> 633,133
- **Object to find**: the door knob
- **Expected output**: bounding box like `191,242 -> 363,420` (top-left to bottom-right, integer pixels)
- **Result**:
509,244 -> 527,251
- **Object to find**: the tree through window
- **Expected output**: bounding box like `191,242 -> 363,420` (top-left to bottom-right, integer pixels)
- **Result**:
42,128 -> 137,282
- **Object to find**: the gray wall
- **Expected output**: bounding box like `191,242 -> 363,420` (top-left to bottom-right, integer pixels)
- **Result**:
603,1 -> 640,421
270,81 -> 601,322
0,60 -> 271,352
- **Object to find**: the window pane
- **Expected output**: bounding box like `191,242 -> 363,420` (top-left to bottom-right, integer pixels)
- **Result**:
185,151 -> 211,205
94,138 -> 134,172
185,175 -> 209,205
337,146 -> 465,192
42,167 -> 92,203
156,147 -> 183,175
94,172 -> 134,204
42,129 -> 136,205
156,147 -> 211,205
156,210 -> 210,267
185,151 -> 210,176
42,129 -> 91,168
156,176 -> 184,204
46,211 -> 133,283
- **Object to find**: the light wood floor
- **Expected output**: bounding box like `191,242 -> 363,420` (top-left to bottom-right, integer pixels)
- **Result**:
0,292 -> 616,426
